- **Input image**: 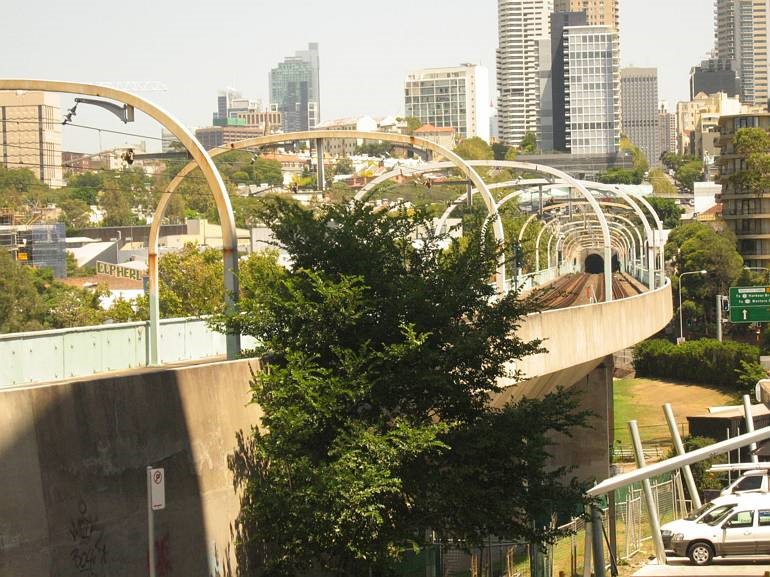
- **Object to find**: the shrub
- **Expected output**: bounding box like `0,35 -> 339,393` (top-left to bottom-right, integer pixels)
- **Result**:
633,338 -> 759,389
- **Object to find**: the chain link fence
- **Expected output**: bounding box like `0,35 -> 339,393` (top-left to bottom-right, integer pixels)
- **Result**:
548,471 -> 688,577
395,473 -> 688,577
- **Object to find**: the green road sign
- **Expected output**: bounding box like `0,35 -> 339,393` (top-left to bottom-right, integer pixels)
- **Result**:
729,286 -> 770,323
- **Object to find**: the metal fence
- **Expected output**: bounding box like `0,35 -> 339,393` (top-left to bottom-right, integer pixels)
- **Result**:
0,317 -> 258,388
548,472 -> 687,577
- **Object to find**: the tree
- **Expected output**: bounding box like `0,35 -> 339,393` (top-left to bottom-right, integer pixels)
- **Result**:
0,249 -> 48,333
224,200 -> 590,576
399,116 -> 422,135
648,168 -> 677,196
491,142 -> 512,161
597,168 -> 641,185
67,172 -> 103,205
676,160 -> 704,193
154,243 -> 224,317
334,157 -> 355,175
100,179 -> 136,226
645,196 -> 682,229
252,158 -> 283,185
519,131 -> 537,153
453,137 -> 494,160
667,221 -> 744,335
733,128 -> 770,194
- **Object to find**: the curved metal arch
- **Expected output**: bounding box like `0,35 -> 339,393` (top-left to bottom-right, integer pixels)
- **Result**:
556,222 -> 631,270
557,220 -> 632,259
578,181 -> 665,284
537,207 -> 643,266
396,160 -> 613,298
565,237 -> 630,273
0,78 -> 240,363
154,131 -> 507,291
534,210 -> 643,275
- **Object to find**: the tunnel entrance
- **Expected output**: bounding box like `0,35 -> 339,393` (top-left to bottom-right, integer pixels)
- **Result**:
584,254 -> 621,273
585,254 -> 604,274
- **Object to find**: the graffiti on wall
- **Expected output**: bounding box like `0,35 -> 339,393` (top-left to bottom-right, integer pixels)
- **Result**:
69,499 -> 107,576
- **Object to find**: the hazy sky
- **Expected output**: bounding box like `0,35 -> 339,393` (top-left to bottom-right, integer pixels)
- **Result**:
2,0 -> 714,152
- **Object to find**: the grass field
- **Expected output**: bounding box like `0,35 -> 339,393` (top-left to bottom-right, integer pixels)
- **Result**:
613,377 -> 735,448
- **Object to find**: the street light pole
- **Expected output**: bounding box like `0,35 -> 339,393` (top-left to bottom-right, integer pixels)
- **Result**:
678,270 -> 708,343
744,266 -> 770,284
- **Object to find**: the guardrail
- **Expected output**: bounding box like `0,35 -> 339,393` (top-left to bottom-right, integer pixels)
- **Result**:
0,318 -> 256,388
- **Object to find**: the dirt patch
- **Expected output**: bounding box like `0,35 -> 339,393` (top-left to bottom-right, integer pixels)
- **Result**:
629,378 -> 735,420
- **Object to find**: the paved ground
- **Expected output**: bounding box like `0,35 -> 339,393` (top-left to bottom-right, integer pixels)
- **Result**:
633,556 -> 770,576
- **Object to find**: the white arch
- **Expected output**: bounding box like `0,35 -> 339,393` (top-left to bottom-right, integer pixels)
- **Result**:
0,78 -> 241,363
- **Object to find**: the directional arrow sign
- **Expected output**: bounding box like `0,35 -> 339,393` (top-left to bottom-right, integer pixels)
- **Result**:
729,286 -> 770,322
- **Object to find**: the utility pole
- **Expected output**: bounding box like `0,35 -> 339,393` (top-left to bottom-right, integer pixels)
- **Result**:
716,294 -> 723,342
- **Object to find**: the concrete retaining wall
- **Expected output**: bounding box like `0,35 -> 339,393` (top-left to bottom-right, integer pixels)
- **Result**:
502,279 -> 672,401
0,359 -> 261,577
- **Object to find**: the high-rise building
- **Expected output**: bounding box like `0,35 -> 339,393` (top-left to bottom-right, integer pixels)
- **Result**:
550,25 -> 621,154
547,11 -> 588,152
715,0 -> 770,107
554,0 -> 619,29
658,103 -> 677,155
214,87 -> 240,123
0,91 -> 64,188
621,68 -> 660,166
404,64 -> 490,141
269,43 -> 320,132
496,0 -> 553,146
689,55 -> 740,99
676,91 -> 743,155
718,112 -> 770,266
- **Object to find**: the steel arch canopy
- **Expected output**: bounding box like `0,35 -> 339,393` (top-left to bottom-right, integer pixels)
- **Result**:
0,78 -> 241,363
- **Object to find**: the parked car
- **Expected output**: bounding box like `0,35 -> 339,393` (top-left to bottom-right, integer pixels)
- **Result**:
670,494 -> 770,565
720,469 -> 770,496
660,495 -> 739,549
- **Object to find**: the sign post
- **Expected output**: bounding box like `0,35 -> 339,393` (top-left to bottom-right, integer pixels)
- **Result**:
729,286 -> 770,323
147,467 -> 165,577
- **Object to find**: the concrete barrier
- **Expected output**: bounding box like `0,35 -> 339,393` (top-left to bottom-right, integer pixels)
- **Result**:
499,278 -> 673,402
0,358 -> 261,576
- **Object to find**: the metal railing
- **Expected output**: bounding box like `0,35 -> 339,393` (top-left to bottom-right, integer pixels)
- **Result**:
0,317 -> 257,388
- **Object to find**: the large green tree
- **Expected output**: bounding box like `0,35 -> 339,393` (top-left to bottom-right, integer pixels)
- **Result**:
0,249 -> 48,333
453,136 -> 494,160
645,196 -> 683,229
224,200 -> 590,576
667,221 -> 744,335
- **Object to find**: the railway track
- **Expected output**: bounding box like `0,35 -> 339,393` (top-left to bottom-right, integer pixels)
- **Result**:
534,272 -> 643,309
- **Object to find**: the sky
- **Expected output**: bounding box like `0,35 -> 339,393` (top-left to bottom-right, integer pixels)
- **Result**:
1,0 -> 714,153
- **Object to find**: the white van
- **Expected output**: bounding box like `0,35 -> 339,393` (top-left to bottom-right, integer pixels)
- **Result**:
660,495 -> 739,549
720,469 -> 770,496
670,494 -> 770,565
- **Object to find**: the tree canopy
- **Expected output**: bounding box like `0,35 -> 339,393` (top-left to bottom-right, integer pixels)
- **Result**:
223,199 -> 590,576
645,196 -> 682,229
453,137 -> 494,160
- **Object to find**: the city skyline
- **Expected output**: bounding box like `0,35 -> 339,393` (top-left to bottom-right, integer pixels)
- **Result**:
2,0 -> 712,152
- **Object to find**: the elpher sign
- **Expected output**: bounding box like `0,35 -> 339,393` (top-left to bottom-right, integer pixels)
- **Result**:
96,261 -> 144,281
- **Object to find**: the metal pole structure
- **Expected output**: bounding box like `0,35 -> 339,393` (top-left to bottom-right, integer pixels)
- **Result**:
629,420 -> 667,565
716,294 -> 723,342
147,466 -> 156,577
0,78 -> 240,363
591,505 -> 606,577
316,138 -> 326,192
663,403 -> 702,509
582,521 -> 593,577
743,394 -> 760,464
